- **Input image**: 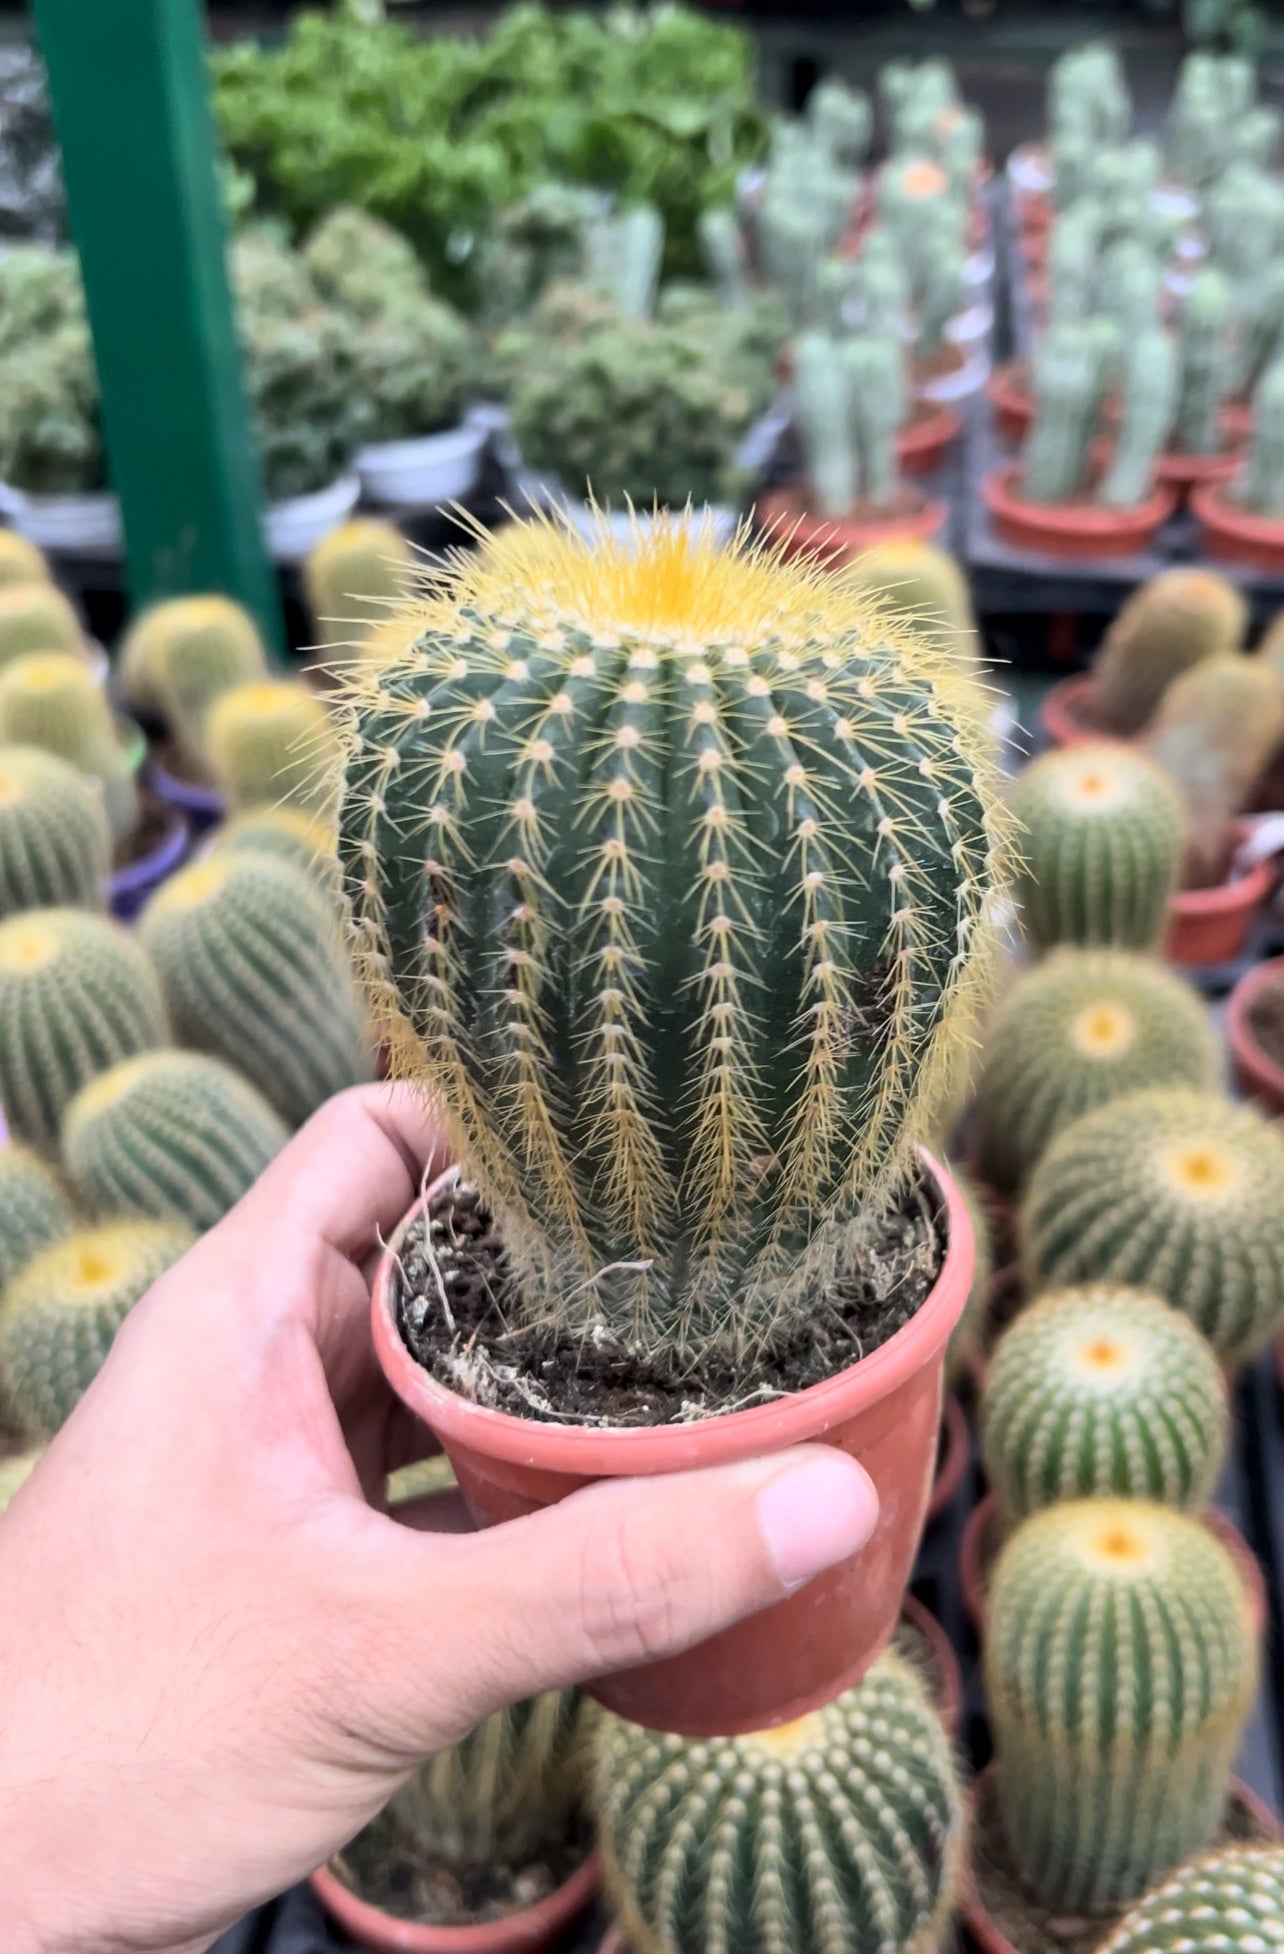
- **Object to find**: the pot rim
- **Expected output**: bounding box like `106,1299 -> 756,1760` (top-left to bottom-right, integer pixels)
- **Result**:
982,461 -> 1177,550
109,801 -> 189,898
1170,824 -> 1274,920
309,1849 -> 598,1954
899,1592 -> 964,1736
1192,477 -> 1284,549
1226,956 -> 1284,1105
757,485 -> 948,557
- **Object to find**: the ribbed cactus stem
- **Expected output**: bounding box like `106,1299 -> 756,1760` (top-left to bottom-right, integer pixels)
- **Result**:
204,680 -> 341,816
0,652 -> 138,847
1024,325 -> 1097,505
1175,268 -> 1233,457
1092,569 -> 1246,735
807,77 -> 871,171
0,744 -> 111,917
1046,205 -> 1100,330
858,231 -> 908,339
847,331 -> 904,509
1143,654 -> 1284,886
304,519 -> 415,658
1100,327 -> 1176,508
1241,357 -> 1284,517
1097,1846 -> 1284,1954
120,594 -> 268,734
595,204 -> 665,322
0,1143 -> 74,1291
0,582 -> 83,671
794,328 -> 856,519
697,209 -> 748,310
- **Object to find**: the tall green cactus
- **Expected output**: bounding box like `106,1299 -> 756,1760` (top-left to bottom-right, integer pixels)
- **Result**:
1100,326 -> 1176,508
1021,1086 -> 1284,1369
204,680 -> 341,816
987,1500 -> 1257,1915
1239,356 -> 1284,518
0,744 -> 111,918
1091,568 -> 1246,734
981,1285 -> 1228,1522
0,652 -> 138,847
0,1143 -> 74,1292
1023,324 -> 1097,505
1046,205 -> 1100,330
794,328 -> 855,519
338,520 -> 1003,1369
697,209 -> 749,309
596,1651 -> 964,1954
848,331 -> 905,510
1097,1846 -> 1284,1954
807,77 -> 871,171
1175,268 -> 1234,457
1143,654 -> 1284,885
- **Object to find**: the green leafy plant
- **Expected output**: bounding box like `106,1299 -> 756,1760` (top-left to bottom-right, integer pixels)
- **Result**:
0,744 -> 111,917
1090,568 -> 1246,734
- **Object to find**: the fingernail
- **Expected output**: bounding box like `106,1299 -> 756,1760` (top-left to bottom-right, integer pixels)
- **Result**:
755,1453 -> 879,1593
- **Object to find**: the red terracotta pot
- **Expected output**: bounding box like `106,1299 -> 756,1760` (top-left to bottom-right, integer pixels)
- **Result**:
309,1853 -> 598,1954
1154,442 -> 1244,503
1227,957 -> 1284,1117
1038,672 -> 1115,750
757,485 -> 947,568
1192,479 -> 1284,573
982,463 -> 1177,561
897,399 -> 963,477
899,1593 -> 964,1737
986,363 -> 1033,445
1164,843 -> 1274,967
927,1394 -> 970,1521
371,1151 -> 974,1737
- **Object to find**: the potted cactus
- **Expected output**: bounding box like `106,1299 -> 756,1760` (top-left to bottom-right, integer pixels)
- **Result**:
303,518 -> 415,664
1096,1845 -> 1284,1954
1195,357 -> 1284,572
124,595 -> 271,829
343,517 -> 1003,1735
0,1144 -> 74,1290
1154,266 -> 1245,497
0,575 -> 108,688
1006,43 -> 1131,229
1227,956 -> 1284,1118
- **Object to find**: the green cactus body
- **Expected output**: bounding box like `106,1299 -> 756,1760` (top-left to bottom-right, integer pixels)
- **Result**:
1023,325 -> 1098,506
1007,744 -> 1186,953
974,949 -> 1218,1195
858,230 -> 909,339
0,580 -> 83,671
120,595 -> 269,746
1240,357 -> 1284,518
0,1219 -> 193,1435
304,519 -> 415,657
946,1166 -> 994,1391
987,1499 -> 1257,1915
1045,208 -> 1100,332
1092,238 -> 1160,345
794,327 -> 856,519
389,1690 -> 595,1870
697,210 -> 748,310
847,331 -> 905,509
1232,261 -> 1284,398
1096,1845 -> 1284,1954
598,1650 -> 963,1954
210,805 -> 341,901
589,204 -> 665,321
0,532 -> 51,588
808,78 -> 872,172
0,652 -> 138,846
916,224 -> 965,362
1092,568 -> 1247,734
1143,654 -> 1284,885
1175,268 -> 1234,457
0,744 -> 111,917
1021,1086 -> 1284,1368
139,853 -> 372,1129
981,1285 -> 1228,1522
842,540 -> 977,669
758,200 -> 829,325
204,680 -> 341,816
1100,327 -> 1176,509
62,1050 -> 289,1231
1206,166 -> 1284,292
0,909 -> 167,1151
0,1144 -> 74,1291
338,521 -> 1003,1369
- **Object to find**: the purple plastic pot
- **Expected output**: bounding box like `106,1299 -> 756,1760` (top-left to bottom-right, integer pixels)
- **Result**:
145,754 -> 225,833
110,804 -> 190,921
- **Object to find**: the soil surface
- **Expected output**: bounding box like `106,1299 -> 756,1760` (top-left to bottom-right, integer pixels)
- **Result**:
329,1811 -> 591,1928
113,790 -> 173,872
395,1176 -> 944,1426
1249,982 -> 1284,1074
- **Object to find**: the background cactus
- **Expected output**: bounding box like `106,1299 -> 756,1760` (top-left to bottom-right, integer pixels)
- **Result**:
1007,744 -> 1186,953
303,519 -> 415,657
338,520 -> 1002,1368
0,580 -> 83,670
1174,267 -> 1234,457
1099,326 -> 1176,509
794,325 -> 907,517
1096,1846 -> 1284,1954
597,1650 -> 962,1954
0,652 -> 138,846
0,1219 -> 193,1436
139,853 -> 371,1129
946,1166 -> 994,1391
842,540 -> 978,671
203,680 -> 340,816
986,1499 -> 1257,1915
0,1143 -> 74,1291
0,744 -> 111,917
981,1284 -> 1228,1522
0,909 -> 167,1151
210,805 -> 341,900
1237,356 -> 1284,518
0,531 -> 50,588
973,949 -> 1219,1195
119,594 -> 268,734
1144,654 -> 1284,886
1021,1086 -> 1284,1369
1022,323 -> 1097,505
62,1050 -> 289,1232
1091,568 -> 1247,735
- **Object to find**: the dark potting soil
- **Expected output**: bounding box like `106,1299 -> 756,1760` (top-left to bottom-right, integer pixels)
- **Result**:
1248,982 -> 1284,1074
329,1811 -> 591,1928
113,790 -> 172,872
394,1176 -> 943,1427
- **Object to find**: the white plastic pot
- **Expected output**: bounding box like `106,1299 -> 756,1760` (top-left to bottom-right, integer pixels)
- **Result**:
921,347 -> 991,404
0,482 -> 122,555
1006,142 -> 1051,197
263,474 -> 360,563
355,422 -> 486,508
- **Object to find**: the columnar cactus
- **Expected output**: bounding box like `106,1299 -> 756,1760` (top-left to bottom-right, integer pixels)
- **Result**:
0,1143 -> 74,1292
1023,324 -> 1097,505
1174,268 -> 1234,458
987,1500 -> 1257,1915
1006,744 -> 1186,953
0,909 -> 167,1151
62,1050 -> 290,1231
0,531 -> 51,588
1238,356 -> 1284,518
139,853 -> 372,1129
389,1690 -> 595,1869
981,1285 -> 1228,1522
0,580 -> 83,670
203,680 -> 341,816
0,1219 -> 194,1436
0,744 -> 111,917
597,1651 -> 962,1954
795,327 -> 907,518
850,332 -> 906,509
1144,654 -> 1284,885
119,594 -> 269,743
0,652 -> 138,846
303,518 -> 415,657
1091,568 -> 1246,735
1021,1086 -> 1284,1369
338,519 -> 1003,1366
1096,1846 -> 1284,1954
1100,327 -> 1177,509
973,949 -> 1219,1195
807,77 -> 872,172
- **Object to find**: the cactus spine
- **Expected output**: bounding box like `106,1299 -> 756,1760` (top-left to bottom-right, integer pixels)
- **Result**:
0,909 -> 167,1151
1091,569 -> 1246,735
1096,1846 -> 1284,1954
1175,268 -> 1234,457
973,949 -> 1218,1195
0,580 -> 83,671
0,1144 -> 74,1291
0,652 -> 138,846
303,519 -> 415,659
1007,744 -> 1186,953
120,595 -> 268,744
596,1651 -> 964,1954
0,1220 -> 193,1436
139,853 -> 371,1129
1144,654 -> 1284,886
1021,1086 -> 1284,1369
338,518 -> 1003,1369
842,540 -> 977,670
62,1050 -> 289,1231
0,744 -> 111,917
981,1284 -> 1228,1522
203,680 -> 340,816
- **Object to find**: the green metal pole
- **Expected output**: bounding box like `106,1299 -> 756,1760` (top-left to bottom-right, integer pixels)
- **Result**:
31,0 -> 282,654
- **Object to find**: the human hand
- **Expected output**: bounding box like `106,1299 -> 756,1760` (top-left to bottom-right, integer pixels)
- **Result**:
0,1083 -> 878,1954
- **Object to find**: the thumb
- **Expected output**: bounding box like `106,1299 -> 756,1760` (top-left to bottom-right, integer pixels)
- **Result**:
384,1446 -> 878,1728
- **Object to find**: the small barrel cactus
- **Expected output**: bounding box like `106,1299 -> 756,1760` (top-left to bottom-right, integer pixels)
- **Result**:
0,580 -> 83,671
0,651 -> 138,846
62,1050 -> 290,1231
1091,568 -> 1247,735
1144,654 -> 1284,886
981,1284 -> 1228,1522
0,1219 -> 194,1436
987,1499 -> 1257,1915
0,530 -> 51,588
842,540 -> 977,669
1007,744 -> 1186,953
0,908 -> 168,1151
1023,323 -> 1098,506
973,949 -> 1219,1195
119,594 -> 268,743
1021,1086 -> 1284,1369
0,1143 -> 75,1292
1096,1846 -> 1284,1954
303,518 -> 415,657
1174,268 -> 1234,458
596,1650 -> 964,1954
138,853 -> 371,1129
0,744 -> 111,917
210,805 -> 341,900
1240,356 -> 1284,518
203,680 -> 340,816
946,1165 -> 995,1391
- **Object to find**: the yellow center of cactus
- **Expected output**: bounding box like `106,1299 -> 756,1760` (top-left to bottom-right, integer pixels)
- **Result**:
746,1712 -> 825,1756
1163,1142 -> 1237,1197
72,1244 -> 121,1289
0,918 -> 60,970
11,651 -> 80,692
69,1054 -> 154,1121
156,858 -> 230,910
229,681 -> 293,716
1070,1001 -> 1135,1058
1094,1523 -> 1149,1565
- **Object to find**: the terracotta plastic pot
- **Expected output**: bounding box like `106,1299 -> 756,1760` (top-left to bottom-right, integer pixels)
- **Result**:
372,1151 -> 974,1737
1227,957 -> 1284,1117
897,399 -> 963,477
145,753 -> 225,833
309,1853 -> 598,1954
1192,479 -> 1284,573
109,803 -> 189,922
757,486 -> 947,569
899,1594 -> 963,1737
1164,839 -> 1273,968
1038,672 -> 1113,750
982,463 -> 1177,561
927,1394 -> 970,1522
1154,442 -> 1244,502
986,363 -> 1033,444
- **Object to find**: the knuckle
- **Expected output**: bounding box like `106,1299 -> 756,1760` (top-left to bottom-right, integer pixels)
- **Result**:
573,1512 -> 682,1672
